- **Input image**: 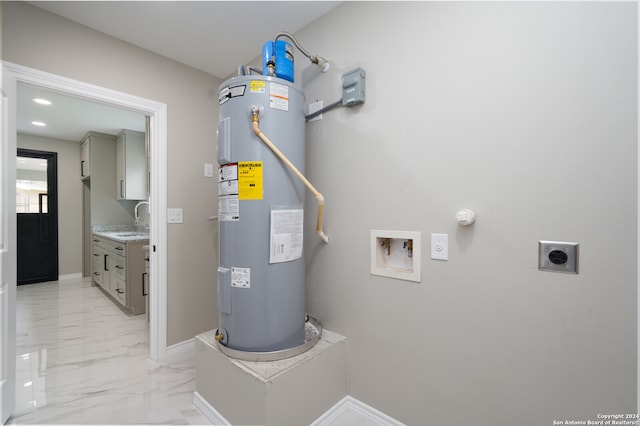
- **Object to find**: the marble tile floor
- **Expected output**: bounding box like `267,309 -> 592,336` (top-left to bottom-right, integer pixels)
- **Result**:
8,277 -> 208,425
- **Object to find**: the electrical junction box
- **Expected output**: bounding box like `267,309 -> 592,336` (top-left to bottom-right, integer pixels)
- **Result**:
342,67 -> 366,106
370,230 -> 421,282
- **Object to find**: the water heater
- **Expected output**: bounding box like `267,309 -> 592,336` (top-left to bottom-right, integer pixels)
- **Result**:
216,74 -> 307,353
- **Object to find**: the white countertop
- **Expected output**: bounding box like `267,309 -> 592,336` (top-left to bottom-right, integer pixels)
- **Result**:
94,231 -> 149,243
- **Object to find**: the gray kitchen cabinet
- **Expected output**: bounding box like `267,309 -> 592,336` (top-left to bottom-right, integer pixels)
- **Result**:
116,129 -> 147,200
92,234 -> 146,315
81,131 -> 139,279
80,138 -> 90,179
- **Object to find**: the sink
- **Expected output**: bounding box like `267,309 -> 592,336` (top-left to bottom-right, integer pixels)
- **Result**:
97,231 -> 149,241
115,232 -> 148,237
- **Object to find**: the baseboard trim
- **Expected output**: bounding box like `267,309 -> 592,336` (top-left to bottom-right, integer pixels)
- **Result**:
311,395 -> 405,426
166,338 -> 194,358
58,273 -> 82,281
192,390 -> 403,426
193,391 -> 230,425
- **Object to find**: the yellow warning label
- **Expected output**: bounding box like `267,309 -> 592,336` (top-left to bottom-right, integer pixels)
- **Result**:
238,161 -> 263,200
250,81 -> 266,94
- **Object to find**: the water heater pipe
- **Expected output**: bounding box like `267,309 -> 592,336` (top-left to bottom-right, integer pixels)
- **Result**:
251,107 -> 330,244
272,31 -> 329,71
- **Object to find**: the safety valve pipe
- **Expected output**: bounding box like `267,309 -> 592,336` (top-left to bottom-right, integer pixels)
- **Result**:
250,106 -> 330,244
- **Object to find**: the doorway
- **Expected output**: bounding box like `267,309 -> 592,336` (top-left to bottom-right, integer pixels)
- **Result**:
3,61 -> 168,423
4,62 -> 169,365
16,149 -> 59,285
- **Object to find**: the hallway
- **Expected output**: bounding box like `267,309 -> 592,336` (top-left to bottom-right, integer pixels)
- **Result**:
8,277 -> 207,424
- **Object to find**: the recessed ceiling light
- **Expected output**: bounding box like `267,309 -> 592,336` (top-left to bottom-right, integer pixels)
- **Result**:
31,121 -> 46,127
33,98 -> 52,106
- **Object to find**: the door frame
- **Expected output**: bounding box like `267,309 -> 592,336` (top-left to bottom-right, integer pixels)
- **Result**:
16,148 -> 59,285
3,62 -> 168,362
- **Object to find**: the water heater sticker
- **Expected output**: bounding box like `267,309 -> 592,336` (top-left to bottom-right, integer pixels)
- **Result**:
219,163 -> 238,182
250,81 -> 266,93
218,87 -> 230,104
231,267 -> 250,288
219,164 -> 239,199
218,195 -> 239,221
269,82 -> 289,111
269,209 -> 304,264
218,85 -> 246,104
219,179 -> 238,196
238,162 -> 263,200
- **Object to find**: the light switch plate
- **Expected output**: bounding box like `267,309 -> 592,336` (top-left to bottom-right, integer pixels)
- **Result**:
431,233 -> 448,260
204,163 -> 214,177
167,208 -> 183,224
538,241 -> 578,274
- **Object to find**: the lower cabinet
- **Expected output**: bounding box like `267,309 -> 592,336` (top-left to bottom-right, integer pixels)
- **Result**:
92,234 -> 146,315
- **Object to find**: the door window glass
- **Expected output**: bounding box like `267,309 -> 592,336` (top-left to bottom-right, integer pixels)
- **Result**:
16,156 -> 48,213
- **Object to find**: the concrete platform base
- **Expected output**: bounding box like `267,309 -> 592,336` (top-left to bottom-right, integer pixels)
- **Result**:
195,328 -> 348,426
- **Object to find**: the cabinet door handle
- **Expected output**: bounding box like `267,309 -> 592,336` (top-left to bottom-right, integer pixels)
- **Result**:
81,160 -> 86,177
120,180 -> 125,198
115,246 -> 124,251
93,253 -> 99,257
94,272 -> 100,276
116,288 -> 124,294
115,265 -> 123,270
142,272 -> 148,296
104,254 -> 109,271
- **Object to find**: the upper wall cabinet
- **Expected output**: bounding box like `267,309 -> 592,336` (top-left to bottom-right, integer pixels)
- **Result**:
80,137 -> 91,179
116,129 -> 147,200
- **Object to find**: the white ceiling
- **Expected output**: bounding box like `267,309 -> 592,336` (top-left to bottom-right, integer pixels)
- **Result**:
29,1 -> 341,79
19,1 -> 340,142
18,83 -> 147,141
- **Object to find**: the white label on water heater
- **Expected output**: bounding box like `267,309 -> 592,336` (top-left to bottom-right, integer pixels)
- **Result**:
231,267 -> 250,288
269,82 -> 289,111
219,163 -> 238,182
219,179 -> 238,196
219,195 -> 239,221
269,209 -> 303,264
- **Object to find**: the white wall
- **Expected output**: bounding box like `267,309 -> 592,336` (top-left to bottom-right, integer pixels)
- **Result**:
17,134 -> 82,276
3,2 -> 220,345
295,2 -> 637,424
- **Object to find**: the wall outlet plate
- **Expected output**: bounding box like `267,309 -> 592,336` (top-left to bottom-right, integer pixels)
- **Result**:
370,230 -> 421,282
431,233 -> 448,261
538,241 -> 578,274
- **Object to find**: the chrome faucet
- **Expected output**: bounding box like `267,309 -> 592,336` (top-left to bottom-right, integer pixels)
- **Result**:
134,201 -> 150,227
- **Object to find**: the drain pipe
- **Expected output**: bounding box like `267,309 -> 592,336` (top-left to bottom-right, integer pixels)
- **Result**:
250,106 -> 330,244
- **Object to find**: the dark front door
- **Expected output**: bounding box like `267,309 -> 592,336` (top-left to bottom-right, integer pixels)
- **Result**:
17,149 -> 58,285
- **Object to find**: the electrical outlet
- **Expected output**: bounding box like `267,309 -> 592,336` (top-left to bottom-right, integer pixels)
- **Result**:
538,241 -> 578,274
431,233 -> 448,261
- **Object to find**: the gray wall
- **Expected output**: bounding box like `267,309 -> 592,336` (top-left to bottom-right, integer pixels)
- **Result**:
17,133 -> 82,277
4,2 -> 637,424
296,2 -> 637,424
3,2 -> 220,345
